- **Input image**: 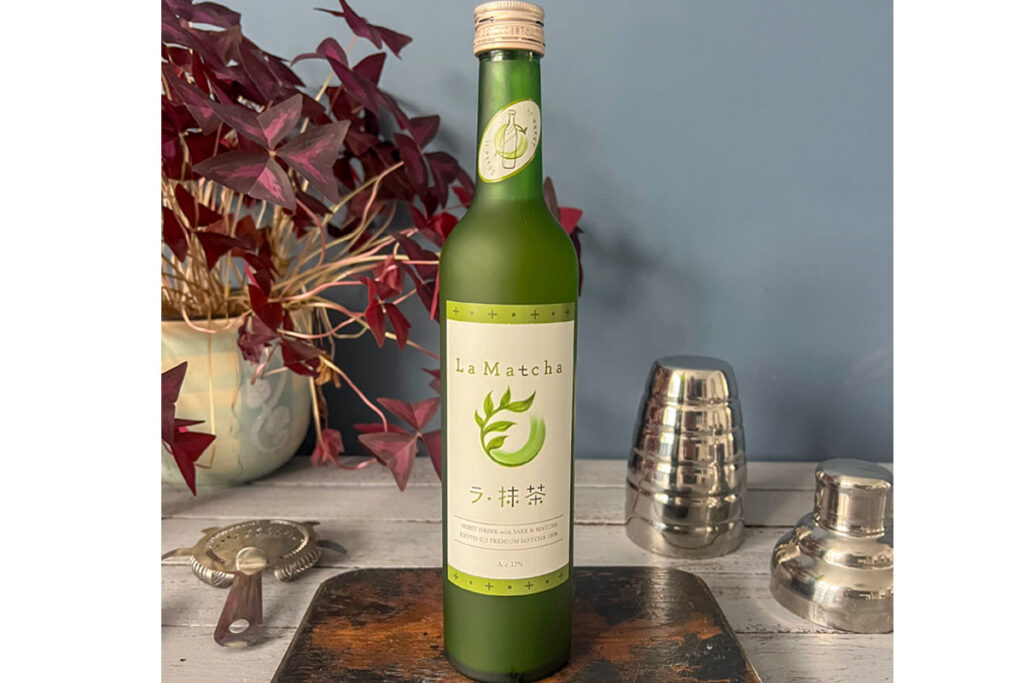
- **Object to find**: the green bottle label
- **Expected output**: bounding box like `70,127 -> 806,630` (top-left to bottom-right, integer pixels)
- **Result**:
477,99 -> 541,183
445,300 -> 574,596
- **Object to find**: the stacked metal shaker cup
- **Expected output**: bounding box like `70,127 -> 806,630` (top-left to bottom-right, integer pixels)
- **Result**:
625,355 -> 747,559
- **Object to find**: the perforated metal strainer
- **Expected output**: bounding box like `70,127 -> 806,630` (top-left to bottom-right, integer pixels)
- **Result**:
163,519 -> 344,646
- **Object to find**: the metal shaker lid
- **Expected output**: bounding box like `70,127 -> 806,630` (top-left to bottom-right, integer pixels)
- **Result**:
770,459 -> 893,633
814,459 -> 893,536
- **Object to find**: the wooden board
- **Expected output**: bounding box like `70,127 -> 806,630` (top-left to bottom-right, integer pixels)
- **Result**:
273,567 -> 761,682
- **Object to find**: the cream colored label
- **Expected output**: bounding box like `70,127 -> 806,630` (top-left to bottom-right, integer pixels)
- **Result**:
445,301 -> 574,596
477,99 -> 541,183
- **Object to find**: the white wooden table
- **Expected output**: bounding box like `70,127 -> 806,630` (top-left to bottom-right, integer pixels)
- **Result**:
162,458 -> 893,682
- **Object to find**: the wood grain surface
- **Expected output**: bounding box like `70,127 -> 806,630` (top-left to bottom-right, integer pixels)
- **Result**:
161,458 -> 893,682
273,567 -> 761,683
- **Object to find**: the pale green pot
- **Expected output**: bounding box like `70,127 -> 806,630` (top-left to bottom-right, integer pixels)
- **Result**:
161,316 -> 312,488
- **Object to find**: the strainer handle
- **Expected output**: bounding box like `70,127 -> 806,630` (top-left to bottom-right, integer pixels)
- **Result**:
213,547 -> 267,647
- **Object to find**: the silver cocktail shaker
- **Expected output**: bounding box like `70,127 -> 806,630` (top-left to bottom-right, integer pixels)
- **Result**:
625,356 -> 746,559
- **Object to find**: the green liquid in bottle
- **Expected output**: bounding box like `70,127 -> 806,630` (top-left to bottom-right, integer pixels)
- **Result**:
440,44 -> 578,682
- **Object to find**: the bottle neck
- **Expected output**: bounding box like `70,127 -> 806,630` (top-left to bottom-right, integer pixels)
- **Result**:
474,50 -> 544,204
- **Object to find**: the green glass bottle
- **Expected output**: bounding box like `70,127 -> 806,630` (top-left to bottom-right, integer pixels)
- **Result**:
440,3 -> 577,681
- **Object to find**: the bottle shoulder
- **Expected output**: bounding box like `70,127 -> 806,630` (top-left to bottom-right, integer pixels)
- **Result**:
440,201 -> 578,304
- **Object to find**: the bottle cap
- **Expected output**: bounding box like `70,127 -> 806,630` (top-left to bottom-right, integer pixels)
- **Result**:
474,1 -> 545,57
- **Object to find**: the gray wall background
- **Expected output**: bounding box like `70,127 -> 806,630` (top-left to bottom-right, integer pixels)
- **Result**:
228,0 -> 892,461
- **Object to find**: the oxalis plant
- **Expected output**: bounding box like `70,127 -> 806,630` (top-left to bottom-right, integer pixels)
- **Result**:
161,0 -> 584,494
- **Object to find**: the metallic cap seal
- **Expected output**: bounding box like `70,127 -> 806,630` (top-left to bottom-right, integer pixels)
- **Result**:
474,1 -> 545,57
770,459 -> 894,633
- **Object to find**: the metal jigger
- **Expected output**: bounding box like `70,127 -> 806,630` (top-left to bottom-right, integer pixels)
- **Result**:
625,356 -> 747,559
770,459 -> 893,633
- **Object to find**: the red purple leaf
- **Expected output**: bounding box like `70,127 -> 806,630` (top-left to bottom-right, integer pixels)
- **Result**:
234,215 -> 260,242
394,134 -> 427,195
287,190 -> 329,235
263,49 -> 305,88
167,0 -> 240,28
173,185 -> 222,228
237,314 -> 278,363
243,242 -> 276,293
384,304 -> 410,350
328,60 -> 379,116
247,282 -> 268,316
317,2 -> 412,57
411,276 -> 436,314
161,360 -> 215,495
452,183 -> 474,208
162,362 -> 187,414
365,301 -> 386,347
425,150 -> 460,206
357,432 -> 420,490
194,232 -> 243,269
276,121 -> 350,203
164,70 -> 220,134
543,176 -> 560,215
425,150 -> 460,182
422,429 -> 442,478
377,89 -> 411,130
299,94 -> 331,125
205,25 -> 243,66
394,233 -> 437,280
558,207 -> 583,235
409,205 -> 428,232
239,39 -> 287,101
345,128 -> 379,156
256,94 -> 303,149
193,151 -> 296,209
422,367 -> 441,394
429,212 -> 458,242
183,133 -> 225,169
248,283 -> 283,330
410,116 -> 440,148
162,207 -> 190,262
378,397 -> 439,432
311,427 -> 345,466
281,338 -> 321,376
162,5 -> 200,51
372,255 -> 403,298
378,26 -> 413,57
294,37 -> 349,68
208,100 -> 266,147
430,276 -> 439,320
321,1 -> 380,48
353,52 -> 386,85
169,431 -> 216,495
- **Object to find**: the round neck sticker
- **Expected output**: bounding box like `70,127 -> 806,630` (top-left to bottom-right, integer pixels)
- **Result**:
478,99 -> 540,183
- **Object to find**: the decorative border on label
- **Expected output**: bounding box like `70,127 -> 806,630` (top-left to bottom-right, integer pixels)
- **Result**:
446,301 -> 575,324
446,563 -> 570,596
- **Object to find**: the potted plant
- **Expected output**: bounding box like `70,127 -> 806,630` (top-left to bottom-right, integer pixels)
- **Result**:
161,0 -> 583,494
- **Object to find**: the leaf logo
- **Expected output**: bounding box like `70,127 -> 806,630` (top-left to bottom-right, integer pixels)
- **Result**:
474,388 -> 546,467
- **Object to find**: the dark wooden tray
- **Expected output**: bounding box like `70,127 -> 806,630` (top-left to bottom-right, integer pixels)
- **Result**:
273,567 -> 761,682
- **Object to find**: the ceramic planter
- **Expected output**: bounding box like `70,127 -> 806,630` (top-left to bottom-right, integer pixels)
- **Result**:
161,316 -> 311,487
